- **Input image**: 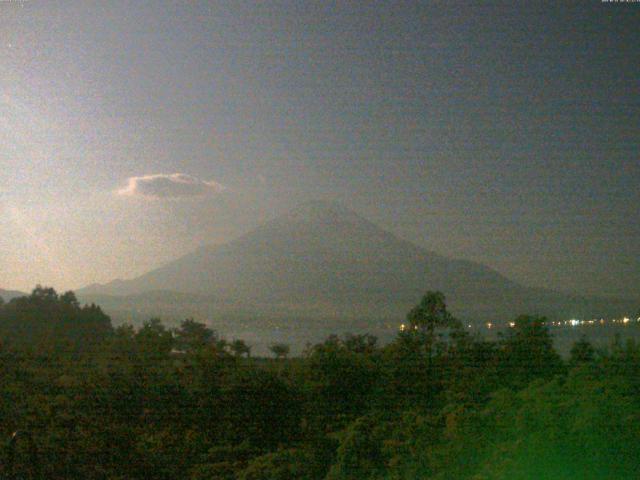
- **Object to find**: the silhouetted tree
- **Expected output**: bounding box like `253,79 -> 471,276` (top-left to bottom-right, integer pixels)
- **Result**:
174,319 -> 215,353
135,318 -> 174,359
0,286 -> 112,350
230,339 -> 251,358
343,334 -> 377,354
405,291 -> 462,355
498,314 -> 563,387
570,335 -> 596,366
31,285 -> 58,302
270,343 -> 290,360
60,290 -> 79,307
1,284 -> 636,479
406,291 -> 455,336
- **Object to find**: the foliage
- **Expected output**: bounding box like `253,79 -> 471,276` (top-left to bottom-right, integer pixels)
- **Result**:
0,286 -> 112,352
0,288 -> 636,479
269,342 -> 290,359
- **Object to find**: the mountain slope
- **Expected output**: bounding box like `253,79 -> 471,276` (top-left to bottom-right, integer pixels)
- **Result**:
78,201 -> 635,323
0,289 -> 27,302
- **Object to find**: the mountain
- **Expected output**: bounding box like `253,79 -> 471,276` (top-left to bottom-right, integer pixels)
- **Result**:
78,201 -> 636,326
0,289 -> 27,302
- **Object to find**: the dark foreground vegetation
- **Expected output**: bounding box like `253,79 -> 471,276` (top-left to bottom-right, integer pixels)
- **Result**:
0,287 -> 639,479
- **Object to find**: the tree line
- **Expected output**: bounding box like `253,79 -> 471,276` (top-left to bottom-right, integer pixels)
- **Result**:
0,287 -> 638,478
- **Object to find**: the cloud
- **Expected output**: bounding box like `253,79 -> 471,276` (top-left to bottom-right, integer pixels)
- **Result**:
116,173 -> 225,199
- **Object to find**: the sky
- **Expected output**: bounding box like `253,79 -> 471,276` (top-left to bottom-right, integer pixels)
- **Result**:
1,1 -> 639,299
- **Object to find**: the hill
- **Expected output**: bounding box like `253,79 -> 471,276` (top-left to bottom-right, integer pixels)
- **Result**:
0,288 -> 27,302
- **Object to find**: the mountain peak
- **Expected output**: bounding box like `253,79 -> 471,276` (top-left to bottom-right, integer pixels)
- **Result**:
277,200 -> 366,225
295,199 -> 353,213
75,199 -> 635,326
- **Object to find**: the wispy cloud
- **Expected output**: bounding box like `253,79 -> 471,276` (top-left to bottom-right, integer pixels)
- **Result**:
116,173 -> 225,199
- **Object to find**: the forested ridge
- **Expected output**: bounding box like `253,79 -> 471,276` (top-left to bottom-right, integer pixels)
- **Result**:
0,287 -> 638,479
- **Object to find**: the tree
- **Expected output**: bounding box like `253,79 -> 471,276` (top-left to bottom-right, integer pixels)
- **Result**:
191,442 -> 260,480
173,319 -> 215,353
304,336 -> 380,423
498,315 -> 564,388
427,373 -> 640,479
269,343 -> 290,360
135,318 -> 174,358
569,335 -> 595,366
325,415 -> 389,480
239,448 -> 321,480
343,334 -> 377,354
406,291 -> 455,336
230,339 -> 251,358
389,292 -> 463,408
213,338 -> 230,356
0,286 -> 112,350
60,291 -> 80,307
30,285 -> 58,302
404,291 -> 462,355
219,368 -> 303,449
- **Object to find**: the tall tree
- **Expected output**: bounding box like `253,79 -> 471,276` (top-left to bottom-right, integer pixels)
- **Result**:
407,292 -> 453,332
498,315 -> 564,387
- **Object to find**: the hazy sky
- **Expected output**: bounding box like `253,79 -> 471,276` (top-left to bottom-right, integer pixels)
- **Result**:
1,1 -> 639,299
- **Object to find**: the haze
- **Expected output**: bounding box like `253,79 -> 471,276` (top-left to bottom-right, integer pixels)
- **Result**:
1,2 -> 638,300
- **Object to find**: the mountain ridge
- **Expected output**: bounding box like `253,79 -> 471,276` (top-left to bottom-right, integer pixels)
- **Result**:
77,201 -> 636,324
78,201 -> 518,299
0,289 -> 27,302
